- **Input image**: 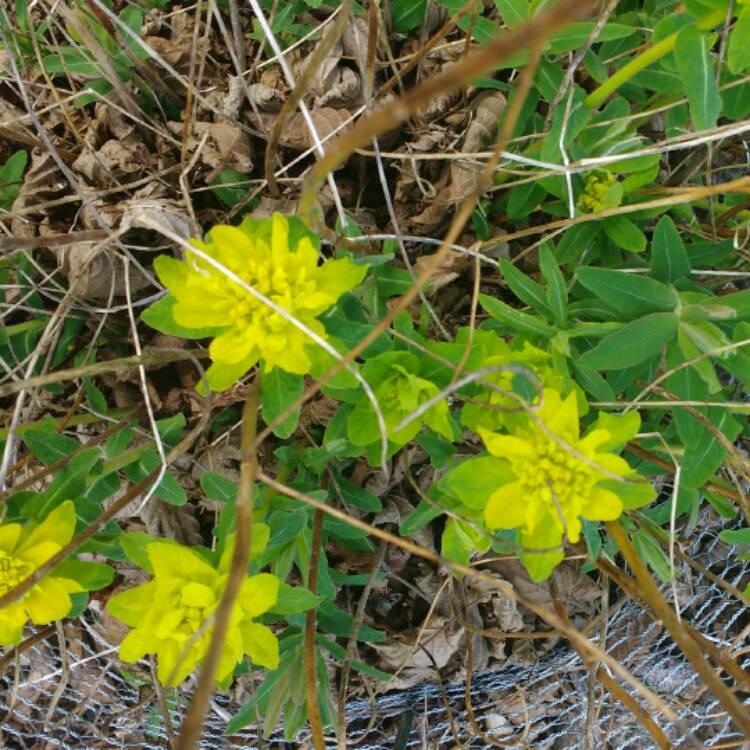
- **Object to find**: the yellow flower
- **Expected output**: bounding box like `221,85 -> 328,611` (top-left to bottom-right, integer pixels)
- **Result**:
0,501 -> 88,646
480,389 -> 652,580
577,170 -> 622,213
154,213 -> 367,390
460,336 -> 569,433
107,538 -> 279,687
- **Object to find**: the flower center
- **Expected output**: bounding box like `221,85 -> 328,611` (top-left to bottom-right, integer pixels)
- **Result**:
514,436 -> 594,509
0,551 -> 32,596
228,261 -> 318,330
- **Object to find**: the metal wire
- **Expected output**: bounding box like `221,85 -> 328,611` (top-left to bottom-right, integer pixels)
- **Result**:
1,515 -> 748,749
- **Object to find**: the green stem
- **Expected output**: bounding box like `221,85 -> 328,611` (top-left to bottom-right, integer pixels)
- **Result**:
584,9 -> 727,109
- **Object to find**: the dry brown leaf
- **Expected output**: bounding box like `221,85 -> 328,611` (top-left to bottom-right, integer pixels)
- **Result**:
371,616 -> 464,690
413,248 -> 469,295
246,82 -> 286,112
315,66 -> 361,108
247,107 -> 352,150
169,119 -> 253,174
450,91 -> 506,203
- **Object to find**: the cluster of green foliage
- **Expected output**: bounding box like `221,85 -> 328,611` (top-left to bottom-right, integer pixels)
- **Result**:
1,0 -> 750,742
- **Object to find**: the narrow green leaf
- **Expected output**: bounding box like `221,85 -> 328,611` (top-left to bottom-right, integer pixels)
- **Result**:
578,313 -> 678,370
119,531 -> 156,572
650,215 -> 691,283
495,0 -> 528,28
331,471 -> 382,512
602,215 -> 647,253
200,470 -> 237,503
479,294 -> 555,337
576,267 -> 676,320
392,0 -> 426,31
718,528 -> 750,545
268,583 -> 323,615
674,24 -> 722,130
23,428 -> 79,465
261,367 -> 303,439
399,500 -> 442,536
728,4 -> 750,74
499,259 -> 550,315
539,244 -> 567,326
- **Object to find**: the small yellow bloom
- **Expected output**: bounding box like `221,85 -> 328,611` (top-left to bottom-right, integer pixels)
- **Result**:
460,336 -> 568,433
154,213 -> 366,391
480,389 -> 649,580
107,538 -> 280,687
0,501 -> 86,646
577,170 -> 622,214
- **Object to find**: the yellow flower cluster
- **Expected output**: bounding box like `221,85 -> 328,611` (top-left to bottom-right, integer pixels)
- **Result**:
107,538 -> 279,687
0,502 -> 107,646
577,170 -> 621,214
155,213 -> 366,390
479,389 -> 653,580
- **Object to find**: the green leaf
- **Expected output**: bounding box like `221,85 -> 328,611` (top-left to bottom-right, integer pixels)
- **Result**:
261,367 -> 303,439
119,531 -> 156,572
331,471 -> 382,512
141,295 -> 226,339
556,221 -> 601,265
479,294 -> 555,337
268,582 -> 323,615
23,428 -> 79,465
499,259 -> 550,316
632,529 -> 670,583
650,216 -> 691,283
210,168 -> 251,208
27,448 -> 102,518
441,518 -> 475,567
674,24 -> 722,131
200,471 -> 237,503
576,267 -> 676,320
579,313 -> 678,370
399,500 -> 442,536
0,150 -> 27,211
53,559 -> 114,590
495,0 -> 528,28
442,455 -> 514,509
392,0 -> 426,32
718,528 -> 750,545
602,215 -> 647,253
506,181 -> 545,219
316,601 -> 385,642
728,5 -> 750,74
417,430 -> 456,469
539,243 -> 567,326
681,410 -> 742,488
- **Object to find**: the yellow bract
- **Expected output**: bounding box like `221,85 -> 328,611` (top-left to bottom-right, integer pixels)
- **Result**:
0,501 -> 84,646
154,213 -> 366,390
106,538 -> 280,687
480,389 -> 642,580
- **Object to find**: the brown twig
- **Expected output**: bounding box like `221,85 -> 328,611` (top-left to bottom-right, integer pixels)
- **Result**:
175,374 -> 261,750
606,521 -> 750,738
304,508 -> 326,750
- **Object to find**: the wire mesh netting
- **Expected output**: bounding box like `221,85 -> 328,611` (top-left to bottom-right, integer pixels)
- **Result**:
1,517 -> 748,749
